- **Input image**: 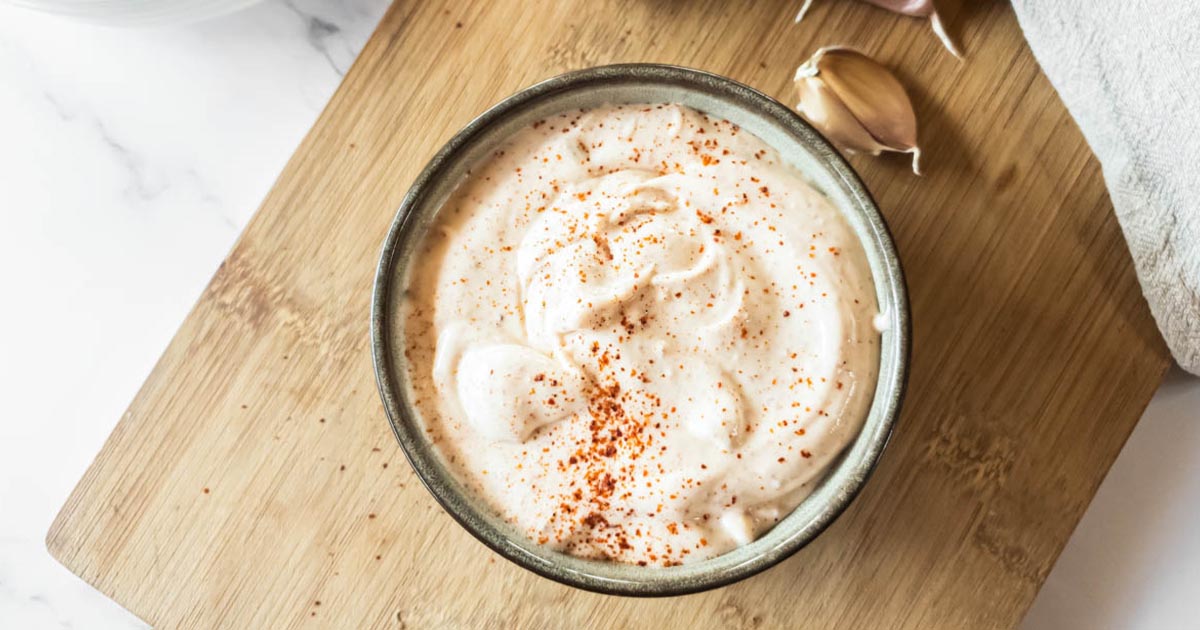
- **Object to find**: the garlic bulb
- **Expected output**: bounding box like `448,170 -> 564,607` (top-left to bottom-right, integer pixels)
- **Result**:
793,47 -> 921,173
795,0 -> 961,57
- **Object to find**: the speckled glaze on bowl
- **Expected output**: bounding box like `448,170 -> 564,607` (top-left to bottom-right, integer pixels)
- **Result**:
371,64 -> 910,596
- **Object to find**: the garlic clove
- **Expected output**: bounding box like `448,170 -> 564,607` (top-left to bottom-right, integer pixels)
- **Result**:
860,0 -> 935,16
816,49 -> 920,154
927,10 -> 961,58
794,47 -> 922,174
794,67 -> 892,156
795,0 -> 961,58
794,0 -> 817,23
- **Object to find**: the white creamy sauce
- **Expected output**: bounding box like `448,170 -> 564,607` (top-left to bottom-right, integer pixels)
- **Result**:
403,104 -> 879,565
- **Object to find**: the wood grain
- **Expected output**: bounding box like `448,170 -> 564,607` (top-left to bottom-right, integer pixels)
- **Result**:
47,1 -> 1170,628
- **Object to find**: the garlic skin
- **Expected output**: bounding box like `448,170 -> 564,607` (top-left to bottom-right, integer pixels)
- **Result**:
795,0 -> 961,57
793,47 -> 921,174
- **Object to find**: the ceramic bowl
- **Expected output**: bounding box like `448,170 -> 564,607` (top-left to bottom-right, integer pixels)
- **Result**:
371,64 -> 909,596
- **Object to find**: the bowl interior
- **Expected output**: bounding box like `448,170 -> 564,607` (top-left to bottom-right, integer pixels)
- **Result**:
371,64 -> 908,596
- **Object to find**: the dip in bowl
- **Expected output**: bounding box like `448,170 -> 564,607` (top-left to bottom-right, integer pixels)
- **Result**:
371,64 -> 908,596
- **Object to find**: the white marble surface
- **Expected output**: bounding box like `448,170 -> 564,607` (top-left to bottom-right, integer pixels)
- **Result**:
0,3 -> 1195,628
0,2 -> 388,627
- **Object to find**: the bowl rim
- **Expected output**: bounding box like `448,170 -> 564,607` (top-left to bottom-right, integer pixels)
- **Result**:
370,63 -> 910,596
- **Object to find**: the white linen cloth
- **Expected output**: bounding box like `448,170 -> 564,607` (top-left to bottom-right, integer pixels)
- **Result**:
1012,0 -> 1200,374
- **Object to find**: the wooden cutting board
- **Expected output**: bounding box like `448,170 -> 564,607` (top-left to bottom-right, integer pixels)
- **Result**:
47,1 -> 1171,628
